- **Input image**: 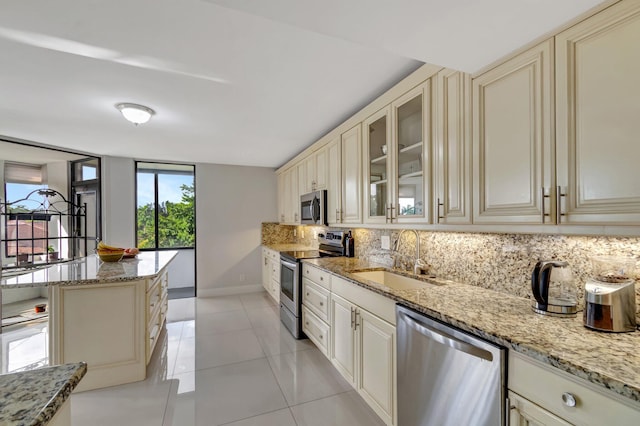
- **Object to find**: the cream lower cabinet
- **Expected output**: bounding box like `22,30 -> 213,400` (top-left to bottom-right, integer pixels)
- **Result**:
330,276 -> 396,426
473,39 -> 554,224
261,247 -> 280,303
301,264 -> 331,357
508,351 -> 640,426
555,0 -> 640,225
49,269 -> 168,392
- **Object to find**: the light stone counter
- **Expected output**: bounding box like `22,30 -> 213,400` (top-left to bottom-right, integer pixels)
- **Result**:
0,362 -> 86,426
304,257 -> 640,405
1,251 -> 177,289
263,243 -> 314,252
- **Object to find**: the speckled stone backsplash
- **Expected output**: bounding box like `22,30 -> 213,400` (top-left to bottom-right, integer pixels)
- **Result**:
261,223 -> 328,247
262,223 -> 640,317
354,228 -> 640,316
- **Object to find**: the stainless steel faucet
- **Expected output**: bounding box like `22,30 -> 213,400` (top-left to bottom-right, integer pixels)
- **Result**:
392,229 -> 428,274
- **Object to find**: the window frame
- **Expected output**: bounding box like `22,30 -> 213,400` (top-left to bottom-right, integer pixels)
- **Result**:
134,161 -> 196,251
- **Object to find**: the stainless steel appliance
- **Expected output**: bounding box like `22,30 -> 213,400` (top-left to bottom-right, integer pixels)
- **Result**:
531,260 -> 578,317
300,190 -> 327,225
396,305 -> 506,426
279,230 -> 345,338
584,255 -> 637,332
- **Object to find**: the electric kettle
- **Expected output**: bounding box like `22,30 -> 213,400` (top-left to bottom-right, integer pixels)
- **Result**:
531,260 -> 578,317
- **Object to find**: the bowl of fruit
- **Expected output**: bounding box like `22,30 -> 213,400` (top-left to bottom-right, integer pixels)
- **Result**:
96,241 -> 125,262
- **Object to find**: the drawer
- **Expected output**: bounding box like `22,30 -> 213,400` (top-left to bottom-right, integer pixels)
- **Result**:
302,278 -> 330,322
508,351 -> 640,425
302,264 -> 331,290
302,305 -> 329,357
271,261 -> 279,282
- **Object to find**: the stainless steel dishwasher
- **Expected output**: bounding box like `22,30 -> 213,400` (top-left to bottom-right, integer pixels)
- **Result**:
396,305 -> 506,426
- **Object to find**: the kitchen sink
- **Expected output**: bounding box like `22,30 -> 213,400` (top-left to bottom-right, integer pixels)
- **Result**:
351,270 -> 437,291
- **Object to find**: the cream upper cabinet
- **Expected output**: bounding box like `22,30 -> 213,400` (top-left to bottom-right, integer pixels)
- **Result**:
301,147 -> 327,193
297,162 -> 306,199
555,0 -> 640,225
327,137 -> 342,224
364,106 -> 392,224
473,39 -> 554,224
277,172 -> 285,223
280,167 -> 299,224
434,68 -> 472,224
341,124 -> 363,224
392,82 -> 432,224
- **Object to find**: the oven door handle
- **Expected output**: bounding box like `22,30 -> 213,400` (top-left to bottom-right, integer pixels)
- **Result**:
280,258 -> 298,270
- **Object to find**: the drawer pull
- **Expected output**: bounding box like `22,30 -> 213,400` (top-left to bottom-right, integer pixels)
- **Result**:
562,392 -> 577,407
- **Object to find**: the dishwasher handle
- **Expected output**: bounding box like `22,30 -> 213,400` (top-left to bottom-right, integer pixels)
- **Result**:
398,311 -> 493,362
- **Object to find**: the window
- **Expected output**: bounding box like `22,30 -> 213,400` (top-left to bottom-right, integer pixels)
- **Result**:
136,162 -> 195,249
3,163 -> 49,258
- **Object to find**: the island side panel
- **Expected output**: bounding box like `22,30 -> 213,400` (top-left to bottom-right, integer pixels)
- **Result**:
49,280 -> 146,392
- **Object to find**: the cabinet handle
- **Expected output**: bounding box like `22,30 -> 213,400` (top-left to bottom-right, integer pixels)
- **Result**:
320,277 -> 323,281
556,186 -> 566,224
294,212 -> 298,222
319,334 -> 323,339
437,198 -> 444,223
541,187 -> 550,224
354,310 -> 360,330
306,292 -> 309,297
350,307 -> 355,328
385,204 -> 391,223
562,392 -> 577,407
305,321 -> 309,326
319,302 -> 324,306
390,204 -> 396,222
335,209 -> 341,223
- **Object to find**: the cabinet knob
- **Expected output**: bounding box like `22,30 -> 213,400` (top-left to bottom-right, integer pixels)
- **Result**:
305,321 -> 309,326
562,392 -> 577,407
319,302 -> 324,306
319,335 -> 323,339
306,292 -> 309,296
320,277 -> 323,281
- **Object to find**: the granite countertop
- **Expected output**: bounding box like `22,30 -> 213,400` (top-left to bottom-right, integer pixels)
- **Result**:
0,362 -> 87,426
263,243 -> 315,252
303,257 -> 640,405
1,251 -> 177,289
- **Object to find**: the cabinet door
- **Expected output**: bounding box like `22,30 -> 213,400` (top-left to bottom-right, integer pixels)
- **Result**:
392,82 -> 432,224
330,294 -> 356,386
363,106 -> 392,224
297,161 -> 307,197
555,1 -> 640,224
261,251 -> 271,291
435,69 -> 472,224
284,167 -> 299,224
357,308 -> 396,426
508,391 -> 572,426
315,147 -> 327,190
341,124 -> 362,224
473,39 -> 554,224
277,172 -> 285,223
327,138 -> 342,224
304,154 -> 316,193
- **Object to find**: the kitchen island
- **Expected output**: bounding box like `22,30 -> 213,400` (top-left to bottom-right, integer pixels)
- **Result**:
0,362 -> 86,426
1,251 -> 176,392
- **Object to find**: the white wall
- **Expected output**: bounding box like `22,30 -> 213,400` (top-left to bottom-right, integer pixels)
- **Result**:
195,163 -> 277,296
100,157 -> 277,296
101,156 -> 136,248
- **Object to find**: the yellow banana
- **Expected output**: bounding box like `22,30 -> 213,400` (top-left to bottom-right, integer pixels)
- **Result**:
97,241 -> 124,251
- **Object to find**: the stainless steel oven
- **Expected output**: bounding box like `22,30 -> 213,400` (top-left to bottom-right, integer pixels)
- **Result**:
279,230 -> 347,339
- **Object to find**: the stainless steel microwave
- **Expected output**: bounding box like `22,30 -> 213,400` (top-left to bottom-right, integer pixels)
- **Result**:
300,190 -> 327,225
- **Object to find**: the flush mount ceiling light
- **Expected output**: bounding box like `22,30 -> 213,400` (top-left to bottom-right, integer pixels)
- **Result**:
115,103 -> 155,125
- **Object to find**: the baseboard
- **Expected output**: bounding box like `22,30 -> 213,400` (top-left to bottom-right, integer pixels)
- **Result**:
197,284 -> 264,298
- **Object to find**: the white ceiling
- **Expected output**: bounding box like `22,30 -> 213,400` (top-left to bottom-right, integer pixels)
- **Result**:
0,0 -> 605,168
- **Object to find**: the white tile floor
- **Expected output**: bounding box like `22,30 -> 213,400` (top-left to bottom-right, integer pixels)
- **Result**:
68,292 -> 386,426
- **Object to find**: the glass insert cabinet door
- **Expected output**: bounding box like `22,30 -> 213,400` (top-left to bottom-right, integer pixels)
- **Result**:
364,106 -> 392,223
393,82 -> 429,223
